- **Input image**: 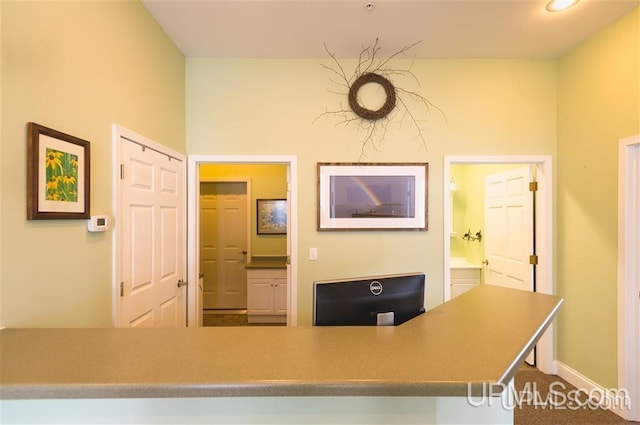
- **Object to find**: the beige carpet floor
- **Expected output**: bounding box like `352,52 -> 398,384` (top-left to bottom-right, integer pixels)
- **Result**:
514,365 -> 637,424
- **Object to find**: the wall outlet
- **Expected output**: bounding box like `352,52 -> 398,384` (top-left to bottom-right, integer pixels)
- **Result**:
309,247 -> 318,261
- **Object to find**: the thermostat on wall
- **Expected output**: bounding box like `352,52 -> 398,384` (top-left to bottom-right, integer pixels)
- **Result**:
87,215 -> 111,232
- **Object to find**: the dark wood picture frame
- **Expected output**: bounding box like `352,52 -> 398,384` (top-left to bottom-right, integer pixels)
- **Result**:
27,122 -> 90,220
257,198 -> 287,235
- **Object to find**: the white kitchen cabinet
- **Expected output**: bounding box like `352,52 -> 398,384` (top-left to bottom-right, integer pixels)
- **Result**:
247,268 -> 287,324
450,258 -> 481,299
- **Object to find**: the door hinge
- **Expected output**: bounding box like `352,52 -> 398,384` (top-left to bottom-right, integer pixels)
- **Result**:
529,255 -> 538,265
120,164 -> 124,180
120,282 -> 124,297
529,181 -> 538,192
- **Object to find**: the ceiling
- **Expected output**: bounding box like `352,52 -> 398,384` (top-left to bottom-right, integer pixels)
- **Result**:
141,0 -> 638,59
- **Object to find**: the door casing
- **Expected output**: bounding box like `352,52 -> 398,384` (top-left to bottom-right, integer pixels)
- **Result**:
444,155 -> 554,373
187,155 -> 298,327
617,135 -> 640,421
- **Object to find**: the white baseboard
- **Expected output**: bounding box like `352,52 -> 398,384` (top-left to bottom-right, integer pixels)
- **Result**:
555,361 -> 634,420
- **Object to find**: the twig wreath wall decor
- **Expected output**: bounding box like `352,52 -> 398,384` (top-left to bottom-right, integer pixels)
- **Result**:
315,39 -> 446,159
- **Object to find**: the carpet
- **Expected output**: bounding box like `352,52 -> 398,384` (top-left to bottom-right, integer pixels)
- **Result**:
514,365 -> 637,424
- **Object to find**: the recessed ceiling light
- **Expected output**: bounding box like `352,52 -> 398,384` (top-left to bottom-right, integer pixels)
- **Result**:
546,0 -> 580,12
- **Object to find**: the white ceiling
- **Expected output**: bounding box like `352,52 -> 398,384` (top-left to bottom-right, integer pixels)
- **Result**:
141,0 -> 638,59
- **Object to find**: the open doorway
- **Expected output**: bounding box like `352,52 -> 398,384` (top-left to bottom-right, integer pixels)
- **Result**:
444,156 -> 555,373
187,155 -> 298,328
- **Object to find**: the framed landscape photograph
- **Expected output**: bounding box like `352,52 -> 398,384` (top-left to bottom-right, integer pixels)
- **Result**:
27,122 -> 90,220
317,162 -> 428,231
257,198 -> 287,235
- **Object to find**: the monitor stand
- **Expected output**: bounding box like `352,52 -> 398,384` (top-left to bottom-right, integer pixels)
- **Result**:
376,312 -> 394,326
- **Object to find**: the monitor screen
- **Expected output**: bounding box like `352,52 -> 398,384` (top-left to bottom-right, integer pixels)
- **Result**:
313,273 -> 426,326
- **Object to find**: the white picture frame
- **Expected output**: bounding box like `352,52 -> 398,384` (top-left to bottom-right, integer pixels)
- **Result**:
317,163 -> 428,231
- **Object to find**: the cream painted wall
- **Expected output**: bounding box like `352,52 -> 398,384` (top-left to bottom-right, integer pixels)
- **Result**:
557,8 -> 640,389
186,58 -> 557,324
0,1 -> 185,327
199,164 -> 287,256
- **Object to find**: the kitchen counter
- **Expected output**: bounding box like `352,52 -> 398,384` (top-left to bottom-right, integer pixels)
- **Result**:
0,285 -> 562,401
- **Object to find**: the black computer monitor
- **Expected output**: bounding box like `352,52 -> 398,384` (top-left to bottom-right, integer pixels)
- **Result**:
313,272 -> 426,326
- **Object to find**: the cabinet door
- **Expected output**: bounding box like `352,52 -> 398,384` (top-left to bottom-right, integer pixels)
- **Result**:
273,279 -> 288,315
247,279 -> 275,314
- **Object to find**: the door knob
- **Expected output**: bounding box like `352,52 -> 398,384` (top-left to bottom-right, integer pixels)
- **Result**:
177,279 -> 188,288
241,250 -> 247,255
483,260 -> 489,266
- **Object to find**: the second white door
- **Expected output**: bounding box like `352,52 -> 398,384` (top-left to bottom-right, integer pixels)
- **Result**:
117,132 -> 186,328
484,166 -> 534,292
200,182 -> 248,309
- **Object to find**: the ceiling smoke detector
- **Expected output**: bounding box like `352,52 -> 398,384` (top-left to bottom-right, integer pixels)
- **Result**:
365,2 -> 375,11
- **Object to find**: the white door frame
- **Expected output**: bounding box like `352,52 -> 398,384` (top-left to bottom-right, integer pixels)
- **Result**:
112,124 -> 187,327
617,135 -> 640,421
187,155 -> 298,327
444,155 -> 555,374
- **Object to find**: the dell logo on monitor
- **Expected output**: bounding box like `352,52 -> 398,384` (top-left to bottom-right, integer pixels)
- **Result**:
370,280 -> 383,296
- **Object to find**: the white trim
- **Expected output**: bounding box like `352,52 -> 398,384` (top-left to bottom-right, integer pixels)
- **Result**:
112,125 -> 187,327
556,361 -> 633,418
444,155 -> 555,374
187,155 -> 298,327
618,135 -> 640,421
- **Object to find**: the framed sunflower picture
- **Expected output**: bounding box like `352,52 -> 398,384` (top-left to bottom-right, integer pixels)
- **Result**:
27,122 -> 90,220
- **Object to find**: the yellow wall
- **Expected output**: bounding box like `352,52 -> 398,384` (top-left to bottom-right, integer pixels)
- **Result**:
187,58 -> 558,324
0,1 -> 185,327
199,164 -> 287,256
450,164 -> 520,266
556,8 -> 640,388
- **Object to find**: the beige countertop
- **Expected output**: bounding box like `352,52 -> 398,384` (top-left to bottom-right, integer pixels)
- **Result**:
450,257 -> 482,269
245,256 -> 287,269
0,285 -> 562,400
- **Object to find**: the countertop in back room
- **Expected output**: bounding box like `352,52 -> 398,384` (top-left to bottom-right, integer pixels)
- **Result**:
245,256 -> 287,269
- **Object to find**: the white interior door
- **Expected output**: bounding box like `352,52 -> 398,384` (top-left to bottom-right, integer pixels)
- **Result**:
117,134 -> 186,328
484,166 -> 534,292
484,165 -> 535,364
200,182 -> 248,309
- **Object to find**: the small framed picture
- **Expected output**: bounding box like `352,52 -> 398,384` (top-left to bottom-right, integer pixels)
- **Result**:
257,199 -> 287,235
317,162 -> 428,231
27,122 -> 90,220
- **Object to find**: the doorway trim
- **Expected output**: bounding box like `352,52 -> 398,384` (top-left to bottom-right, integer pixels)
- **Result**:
443,155 -> 554,373
617,135 -> 640,421
187,155 -> 298,327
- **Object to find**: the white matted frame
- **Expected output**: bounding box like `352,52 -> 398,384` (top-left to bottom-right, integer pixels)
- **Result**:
317,162 -> 428,231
